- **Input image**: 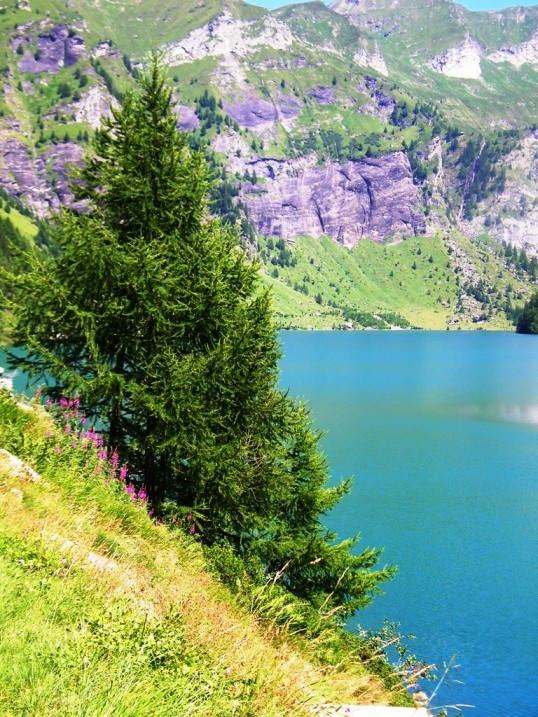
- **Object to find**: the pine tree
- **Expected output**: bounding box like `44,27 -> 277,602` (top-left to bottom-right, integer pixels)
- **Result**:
516,292 -> 538,334
7,57 -> 393,617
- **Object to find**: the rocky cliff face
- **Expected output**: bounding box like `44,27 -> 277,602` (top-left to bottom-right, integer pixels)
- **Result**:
14,24 -> 86,75
428,36 -> 484,80
0,138 -> 83,217
488,29 -> 538,68
239,152 -> 424,246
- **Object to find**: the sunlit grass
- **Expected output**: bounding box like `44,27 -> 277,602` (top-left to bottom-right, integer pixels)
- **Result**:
0,391 -> 408,716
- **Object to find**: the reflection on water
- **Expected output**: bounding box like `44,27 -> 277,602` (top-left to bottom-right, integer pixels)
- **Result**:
456,402 -> 538,426
498,404 -> 538,425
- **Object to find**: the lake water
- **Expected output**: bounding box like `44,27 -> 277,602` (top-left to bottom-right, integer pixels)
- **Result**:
279,331 -> 538,717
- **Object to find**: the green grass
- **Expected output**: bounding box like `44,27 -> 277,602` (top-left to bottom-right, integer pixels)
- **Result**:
260,230 -> 532,330
0,206 -> 38,240
0,391 -> 414,716
262,233 -> 459,329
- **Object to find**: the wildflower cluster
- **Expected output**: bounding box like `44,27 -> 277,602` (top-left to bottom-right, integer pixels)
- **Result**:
39,391 -> 148,509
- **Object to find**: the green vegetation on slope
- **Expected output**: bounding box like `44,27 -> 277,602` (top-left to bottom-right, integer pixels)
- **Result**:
0,389 -> 419,716
261,233 -> 456,329
516,291 -> 538,334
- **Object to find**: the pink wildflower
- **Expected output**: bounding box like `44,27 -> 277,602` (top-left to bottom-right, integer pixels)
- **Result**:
80,416 -> 87,425
71,442 -> 77,449
54,446 -> 61,454
119,465 -> 128,481
187,513 -> 192,522
148,508 -> 155,518
35,388 -> 42,399
64,425 -> 71,434
189,524 -> 195,535
137,488 -> 147,502
97,450 -> 107,461
111,451 -> 119,466
45,430 -> 53,437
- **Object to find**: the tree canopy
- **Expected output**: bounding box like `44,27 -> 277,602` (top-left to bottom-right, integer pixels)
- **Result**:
6,57 -> 394,618
516,292 -> 538,334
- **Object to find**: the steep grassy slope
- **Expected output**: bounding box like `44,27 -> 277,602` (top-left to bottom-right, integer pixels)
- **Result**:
261,232 -> 530,330
0,389 -> 417,716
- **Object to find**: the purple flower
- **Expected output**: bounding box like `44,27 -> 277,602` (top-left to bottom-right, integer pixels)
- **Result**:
189,525 -> 195,535
137,488 -> 147,502
97,450 -> 107,461
148,508 -> 155,518
80,416 -> 87,425
187,513 -> 192,522
125,483 -> 135,497
111,451 -> 119,466
119,465 -> 128,481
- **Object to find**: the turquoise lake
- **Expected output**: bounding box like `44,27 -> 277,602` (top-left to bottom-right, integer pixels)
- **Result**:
279,331 -> 538,717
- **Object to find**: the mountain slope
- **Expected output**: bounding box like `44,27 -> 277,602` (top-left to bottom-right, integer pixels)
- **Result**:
0,0 -> 537,329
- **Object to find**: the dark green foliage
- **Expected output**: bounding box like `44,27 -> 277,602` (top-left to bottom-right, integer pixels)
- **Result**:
458,130 -> 519,219
57,82 -> 71,99
7,57 -> 393,619
516,292 -> 538,334
91,58 -> 124,102
0,214 -> 32,295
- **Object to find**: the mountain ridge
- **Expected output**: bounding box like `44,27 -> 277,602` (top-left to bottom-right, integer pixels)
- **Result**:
0,0 -> 537,329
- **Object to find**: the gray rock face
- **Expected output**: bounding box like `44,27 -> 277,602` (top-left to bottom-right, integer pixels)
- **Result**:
222,92 -> 301,130
306,85 -> 337,105
222,94 -> 278,128
241,152 -> 424,246
18,25 -> 85,75
0,137 -> 83,216
276,92 -> 302,119
360,76 -> 395,119
174,104 -> 200,132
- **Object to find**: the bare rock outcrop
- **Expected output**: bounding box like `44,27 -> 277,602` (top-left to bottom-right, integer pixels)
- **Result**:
16,24 -> 85,74
163,10 -> 293,65
241,152 -> 424,246
428,36 -> 484,80
306,86 -> 337,105
74,86 -> 116,130
354,43 -> 388,76
174,104 -> 200,132
0,136 -> 83,216
488,29 -> 538,67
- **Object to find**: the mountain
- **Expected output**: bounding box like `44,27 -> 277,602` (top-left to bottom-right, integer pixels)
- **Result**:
0,0 -> 537,329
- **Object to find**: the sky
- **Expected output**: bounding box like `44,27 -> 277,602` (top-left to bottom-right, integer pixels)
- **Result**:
256,0 -> 537,11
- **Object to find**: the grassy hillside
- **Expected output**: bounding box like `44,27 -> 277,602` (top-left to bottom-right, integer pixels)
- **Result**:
261,232 -> 529,330
0,389 -> 420,716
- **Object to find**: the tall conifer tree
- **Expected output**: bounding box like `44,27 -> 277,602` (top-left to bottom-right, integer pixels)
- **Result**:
8,57 -> 393,617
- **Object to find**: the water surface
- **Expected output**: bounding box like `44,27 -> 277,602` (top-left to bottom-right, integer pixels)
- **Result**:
280,331 -> 538,717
